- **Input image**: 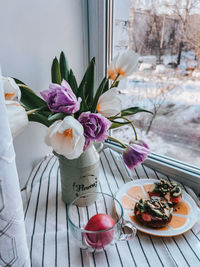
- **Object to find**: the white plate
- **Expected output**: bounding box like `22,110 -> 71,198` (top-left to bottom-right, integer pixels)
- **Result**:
115,179 -> 199,237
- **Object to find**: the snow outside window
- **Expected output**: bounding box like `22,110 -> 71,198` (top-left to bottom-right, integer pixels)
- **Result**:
111,0 -> 200,167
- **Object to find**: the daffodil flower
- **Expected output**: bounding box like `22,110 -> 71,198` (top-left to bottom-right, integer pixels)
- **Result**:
107,50 -> 139,81
5,101 -> 28,138
3,77 -> 21,101
96,88 -> 122,117
45,116 -> 85,159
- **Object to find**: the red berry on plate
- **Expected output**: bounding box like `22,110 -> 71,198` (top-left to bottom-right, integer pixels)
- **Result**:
84,214 -> 116,249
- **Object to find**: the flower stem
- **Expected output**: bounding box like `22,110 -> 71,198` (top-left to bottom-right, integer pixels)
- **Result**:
110,74 -> 120,89
120,116 -> 138,141
108,136 -> 127,148
26,108 -> 40,115
109,112 -> 121,120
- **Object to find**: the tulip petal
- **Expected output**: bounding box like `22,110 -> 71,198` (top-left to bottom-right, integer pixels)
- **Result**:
3,77 -> 21,101
107,50 -> 139,81
107,54 -> 119,80
123,141 -> 150,170
78,112 -> 112,150
97,88 -> 122,117
41,80 -> 81,114
5,100 -> 28,138
116,51 -> 139,79
45,120 -> 61,146
45,116 -> 85,159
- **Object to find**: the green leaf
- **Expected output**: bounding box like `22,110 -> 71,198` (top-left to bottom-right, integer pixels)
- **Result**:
69,69 -> 78,94
36,105 -> 50,112
115,81 -> 120,88
48,113 -> 65,121
80,94 -> 88,113
28,113 -> 52,127
13,78 -> 48,110
91,77 -> 108,112
14,78 -> 38,97
51,57 -> 62,84
41,110 -> 52,117
78,57 -> 95,107
59,51 -> 69,82
121,107 -> 153,116
110,121 -> 130,129
102,78 -> 109,94
13,78 -> 26,84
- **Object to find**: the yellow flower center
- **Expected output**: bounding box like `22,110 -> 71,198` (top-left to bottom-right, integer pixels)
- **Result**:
107,69 -> 117,80
116,67 -> 126,77
4,93 -> 15,100
63,128 -> 73,138
96,103 -> 100,112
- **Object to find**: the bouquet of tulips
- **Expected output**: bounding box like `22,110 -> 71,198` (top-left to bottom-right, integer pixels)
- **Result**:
2,50 -> 151,170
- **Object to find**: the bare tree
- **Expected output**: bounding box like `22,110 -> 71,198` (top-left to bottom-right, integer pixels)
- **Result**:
186,14 -> 200,62
129,0 -> 152,54
129,1 -> 140,52
129,0 -> 180,61
145,84 -> 176,134
165,0 -> 200,65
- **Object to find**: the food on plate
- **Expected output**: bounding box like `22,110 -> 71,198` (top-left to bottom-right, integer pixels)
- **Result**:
148,179 -> 182,205
172,201 -> 189,215
84,214 -> 115,249
168,214 -> 187,229
127,185 -> 147,200
122,195 -> 136,210
134,198 -> 173,228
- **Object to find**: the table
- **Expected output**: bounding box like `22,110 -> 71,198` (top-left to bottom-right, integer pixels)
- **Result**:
24,148 -> 200,267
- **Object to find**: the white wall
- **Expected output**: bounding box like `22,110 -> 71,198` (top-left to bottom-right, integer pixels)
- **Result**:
0,0 -> 86,187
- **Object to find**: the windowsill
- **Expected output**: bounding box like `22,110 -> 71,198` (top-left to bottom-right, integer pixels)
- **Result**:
105,140 -> 200,196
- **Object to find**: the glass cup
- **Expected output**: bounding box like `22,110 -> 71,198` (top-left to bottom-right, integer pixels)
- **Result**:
67,192 -> 136,252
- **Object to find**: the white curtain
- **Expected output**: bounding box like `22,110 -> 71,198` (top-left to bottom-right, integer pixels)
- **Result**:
0,71 -> 30,266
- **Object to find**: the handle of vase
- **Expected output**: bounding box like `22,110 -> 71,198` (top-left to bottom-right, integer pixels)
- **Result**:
95,142 -> 104,153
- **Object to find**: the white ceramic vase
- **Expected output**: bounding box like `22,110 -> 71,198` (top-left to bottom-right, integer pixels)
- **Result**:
55,143 -> 103,206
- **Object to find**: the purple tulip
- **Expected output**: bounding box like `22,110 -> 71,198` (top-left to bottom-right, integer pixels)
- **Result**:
78,112 -> 112,150
40,80 -> 81,114
123,141 -> 150,170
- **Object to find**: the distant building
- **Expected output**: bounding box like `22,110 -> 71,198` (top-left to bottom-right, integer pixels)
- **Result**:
114,9 -> 200,64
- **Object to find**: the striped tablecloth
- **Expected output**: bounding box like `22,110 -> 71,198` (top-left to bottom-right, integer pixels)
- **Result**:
24,148 -> 200,267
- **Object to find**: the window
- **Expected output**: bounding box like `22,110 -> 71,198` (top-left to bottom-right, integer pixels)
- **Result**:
111,0 -> 200,168
85,0 -> 200,193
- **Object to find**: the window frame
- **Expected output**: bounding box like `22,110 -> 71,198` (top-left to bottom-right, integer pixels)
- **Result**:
83,0 -> 200,195
82,0 -> 110,87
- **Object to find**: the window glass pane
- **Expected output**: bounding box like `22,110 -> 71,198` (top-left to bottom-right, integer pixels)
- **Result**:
112,0 -> 200,166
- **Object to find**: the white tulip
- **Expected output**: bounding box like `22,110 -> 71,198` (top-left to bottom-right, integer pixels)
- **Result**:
107,54 -> 119,81
3,77 -> 21,100
107,50 -> 139,80
5,101 -> 28,138
45,116 -> 85,159
96,88 -> 122,117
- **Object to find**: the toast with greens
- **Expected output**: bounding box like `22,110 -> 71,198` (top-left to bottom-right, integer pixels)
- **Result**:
134,198 -> 173,228
148,179 -> 182,206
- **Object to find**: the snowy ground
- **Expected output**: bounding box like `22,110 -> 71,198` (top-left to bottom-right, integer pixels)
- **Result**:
112,67 -> 200,167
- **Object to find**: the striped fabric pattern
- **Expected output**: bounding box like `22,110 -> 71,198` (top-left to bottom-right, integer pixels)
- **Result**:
24,148 -> 200,267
